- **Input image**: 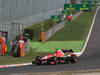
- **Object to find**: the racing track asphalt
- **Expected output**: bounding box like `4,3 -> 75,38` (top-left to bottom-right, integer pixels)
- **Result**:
0,6 -> 100,75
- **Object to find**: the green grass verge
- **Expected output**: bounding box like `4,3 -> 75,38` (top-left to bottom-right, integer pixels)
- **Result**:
0,52 -> 47,65
30,41 -> 84,53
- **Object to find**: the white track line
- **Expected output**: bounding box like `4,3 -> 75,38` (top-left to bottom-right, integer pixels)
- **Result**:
0,63 -> 31,68
78,5 -> 100,56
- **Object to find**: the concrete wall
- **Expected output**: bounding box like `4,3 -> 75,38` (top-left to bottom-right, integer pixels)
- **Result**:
0,0 -> 65,26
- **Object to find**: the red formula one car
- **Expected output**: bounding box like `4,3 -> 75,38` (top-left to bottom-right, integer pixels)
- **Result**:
32,49 -> 78,65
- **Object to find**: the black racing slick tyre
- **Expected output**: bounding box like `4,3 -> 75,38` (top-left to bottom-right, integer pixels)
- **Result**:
65,57 -> 70,64
35,56 -> 42,65
70,55 -> 77,63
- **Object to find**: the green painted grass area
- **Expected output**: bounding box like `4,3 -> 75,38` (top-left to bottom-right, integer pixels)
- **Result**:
30,41 -> 84,52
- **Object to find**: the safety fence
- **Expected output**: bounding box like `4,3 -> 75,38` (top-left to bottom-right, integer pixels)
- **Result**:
12,39 -> 30,56
24,39 -> 30,54
45,22 -> 65,40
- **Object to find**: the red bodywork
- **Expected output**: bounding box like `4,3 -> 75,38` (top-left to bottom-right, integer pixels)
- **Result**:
41,50 -> 65,60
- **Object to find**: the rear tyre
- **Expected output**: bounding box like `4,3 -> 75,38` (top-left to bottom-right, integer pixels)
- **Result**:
70,55 -> 77,63
65,57 -> 70,64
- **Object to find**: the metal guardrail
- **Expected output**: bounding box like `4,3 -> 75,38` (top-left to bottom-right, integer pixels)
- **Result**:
45,22 -> 65,40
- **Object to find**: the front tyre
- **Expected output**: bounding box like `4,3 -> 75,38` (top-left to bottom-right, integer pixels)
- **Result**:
70,55 -> 77,63
35,56 -> 42,65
